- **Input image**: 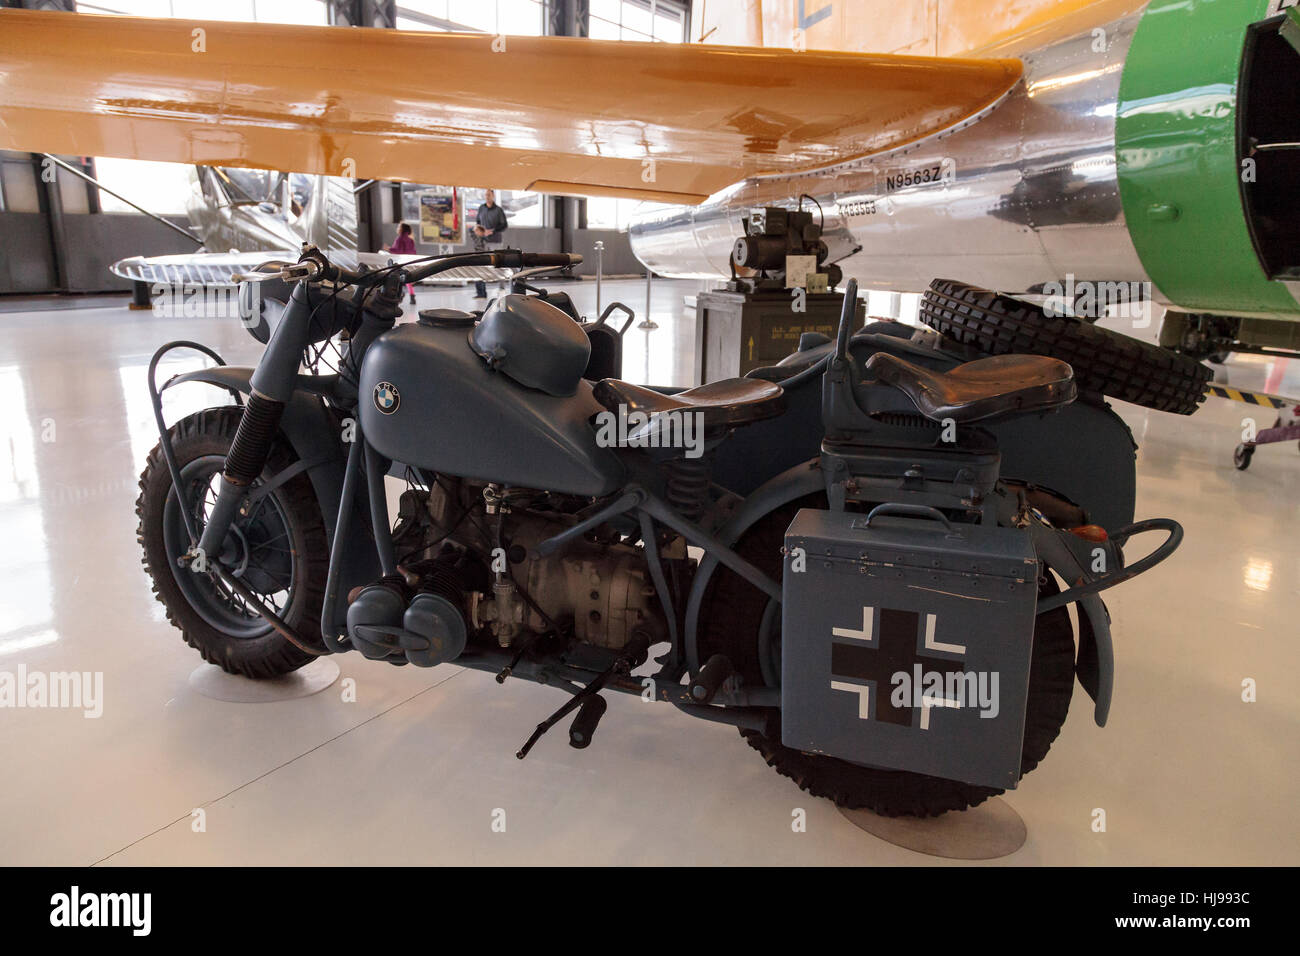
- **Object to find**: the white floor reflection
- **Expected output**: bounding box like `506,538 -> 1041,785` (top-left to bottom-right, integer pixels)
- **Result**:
0,364 -> 55,656
0,282 -> 1293,865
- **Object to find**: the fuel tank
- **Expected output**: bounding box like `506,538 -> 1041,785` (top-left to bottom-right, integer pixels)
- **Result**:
357,320 -> 625,496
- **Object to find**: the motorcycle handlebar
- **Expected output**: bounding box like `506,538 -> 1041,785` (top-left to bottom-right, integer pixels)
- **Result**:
516,252 -> 584,269
397,250 -> 582,285
244,248 -> 583,291
397,250 -> 582,284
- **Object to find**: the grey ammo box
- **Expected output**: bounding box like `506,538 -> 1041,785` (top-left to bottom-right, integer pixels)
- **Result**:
781,507 -> 1041,789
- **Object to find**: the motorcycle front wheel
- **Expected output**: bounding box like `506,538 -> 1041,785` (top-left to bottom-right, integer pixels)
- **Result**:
136,406 -> 329,678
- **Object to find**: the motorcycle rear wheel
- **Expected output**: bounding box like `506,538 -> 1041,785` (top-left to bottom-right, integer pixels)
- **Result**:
136,407 -> 329,678
697,493 -> 1076,817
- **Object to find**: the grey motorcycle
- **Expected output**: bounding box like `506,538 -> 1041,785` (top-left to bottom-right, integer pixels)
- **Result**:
136,245 -> 1181,817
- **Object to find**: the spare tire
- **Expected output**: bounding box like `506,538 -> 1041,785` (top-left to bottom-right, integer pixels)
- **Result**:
919,279 -> 1211,415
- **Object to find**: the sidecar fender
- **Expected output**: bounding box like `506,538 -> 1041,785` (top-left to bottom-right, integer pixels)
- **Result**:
685,453 -> 1114,725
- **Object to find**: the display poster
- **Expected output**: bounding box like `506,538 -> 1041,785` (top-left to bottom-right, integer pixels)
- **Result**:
413,186 -> 462,244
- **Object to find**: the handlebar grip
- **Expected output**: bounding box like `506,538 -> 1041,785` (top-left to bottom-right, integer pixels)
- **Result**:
320,261 -> 365,285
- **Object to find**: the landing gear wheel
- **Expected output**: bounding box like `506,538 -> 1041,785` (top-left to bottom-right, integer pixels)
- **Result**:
919,279 -> 1212,415
136,407 -> 329,678
1234,443 -> 1254,471
697,493 -> 1076,817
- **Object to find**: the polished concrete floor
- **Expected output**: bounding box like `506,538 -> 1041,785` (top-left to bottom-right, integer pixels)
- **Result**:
0,279 -> 1296,866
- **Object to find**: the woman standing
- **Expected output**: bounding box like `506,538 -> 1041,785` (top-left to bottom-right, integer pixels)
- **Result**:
385,222 -> 418,305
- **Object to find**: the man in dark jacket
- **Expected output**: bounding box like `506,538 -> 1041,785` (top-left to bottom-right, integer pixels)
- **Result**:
471,188 -> 508,298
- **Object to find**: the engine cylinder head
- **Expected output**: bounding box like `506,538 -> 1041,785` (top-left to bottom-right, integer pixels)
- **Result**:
345,576 -> 409,660
346,557 -> 475,666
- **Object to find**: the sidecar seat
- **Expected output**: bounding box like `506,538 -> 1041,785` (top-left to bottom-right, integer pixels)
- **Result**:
865,352 -> 1076,423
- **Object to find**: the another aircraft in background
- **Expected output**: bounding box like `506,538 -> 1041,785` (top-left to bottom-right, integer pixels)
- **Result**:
109,166 -> 519,291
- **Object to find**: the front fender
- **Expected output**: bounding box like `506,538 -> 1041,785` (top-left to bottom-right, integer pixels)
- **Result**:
164,366 -> 380,621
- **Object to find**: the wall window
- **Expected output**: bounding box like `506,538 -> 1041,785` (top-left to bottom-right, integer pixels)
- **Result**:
93,159 -> 194,215
0,153 -> 42,214
78,0 -> 327,23
396,0 -> 547,35
585,197 -> 676,232
590,0 -> 687,42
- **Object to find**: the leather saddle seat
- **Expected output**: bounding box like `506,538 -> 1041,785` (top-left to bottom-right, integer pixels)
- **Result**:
592,377 -> 785,446
864,352 -> 1076,423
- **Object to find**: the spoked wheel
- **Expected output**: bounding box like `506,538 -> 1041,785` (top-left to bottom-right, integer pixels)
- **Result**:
697,493 -> 1076,817
136,407 -> 329,677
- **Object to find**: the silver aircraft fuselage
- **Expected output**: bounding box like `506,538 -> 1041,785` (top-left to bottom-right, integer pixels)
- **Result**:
629,5 -> 1152,302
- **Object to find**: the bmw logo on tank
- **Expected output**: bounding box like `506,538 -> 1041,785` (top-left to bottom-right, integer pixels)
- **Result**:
373,381 -> 400,414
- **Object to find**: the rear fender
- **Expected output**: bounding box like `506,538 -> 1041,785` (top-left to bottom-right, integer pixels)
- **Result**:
683,457 -> 826,674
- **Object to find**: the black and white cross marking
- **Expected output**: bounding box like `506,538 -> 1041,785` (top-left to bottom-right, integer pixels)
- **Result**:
829,606 -> 966,729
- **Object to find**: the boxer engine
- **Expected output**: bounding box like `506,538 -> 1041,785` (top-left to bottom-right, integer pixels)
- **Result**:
345,479 -> 670,666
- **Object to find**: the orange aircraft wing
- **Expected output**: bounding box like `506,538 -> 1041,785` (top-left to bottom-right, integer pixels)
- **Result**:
0,10 -> 1022,204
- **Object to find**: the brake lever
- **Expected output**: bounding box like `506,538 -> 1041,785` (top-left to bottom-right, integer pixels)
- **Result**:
228,260 -> 294,283
230,260 -> 321,283
279,261 -> 325,281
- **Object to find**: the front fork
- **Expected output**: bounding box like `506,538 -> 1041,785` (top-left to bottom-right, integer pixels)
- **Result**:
191,271 -> 402,571
192,281 -> 317,564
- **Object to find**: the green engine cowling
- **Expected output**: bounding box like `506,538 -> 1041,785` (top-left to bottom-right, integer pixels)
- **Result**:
1118,0 -> 1300,318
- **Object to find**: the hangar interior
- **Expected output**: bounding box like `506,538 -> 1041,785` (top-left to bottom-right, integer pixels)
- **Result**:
0,0 -> 1296,867
0,1 -> 672,293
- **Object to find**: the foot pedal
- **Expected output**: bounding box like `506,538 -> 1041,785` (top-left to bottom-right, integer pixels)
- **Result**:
516,636 -> 648,759
689,654 -> 734,704
568,695 -> 608,749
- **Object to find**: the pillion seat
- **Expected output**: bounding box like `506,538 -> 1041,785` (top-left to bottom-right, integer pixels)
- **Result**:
592,377 -> 786,438
864,352 -> 1076,423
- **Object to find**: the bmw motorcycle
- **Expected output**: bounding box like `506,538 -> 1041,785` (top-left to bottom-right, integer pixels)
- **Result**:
137,245 -> 1182,817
